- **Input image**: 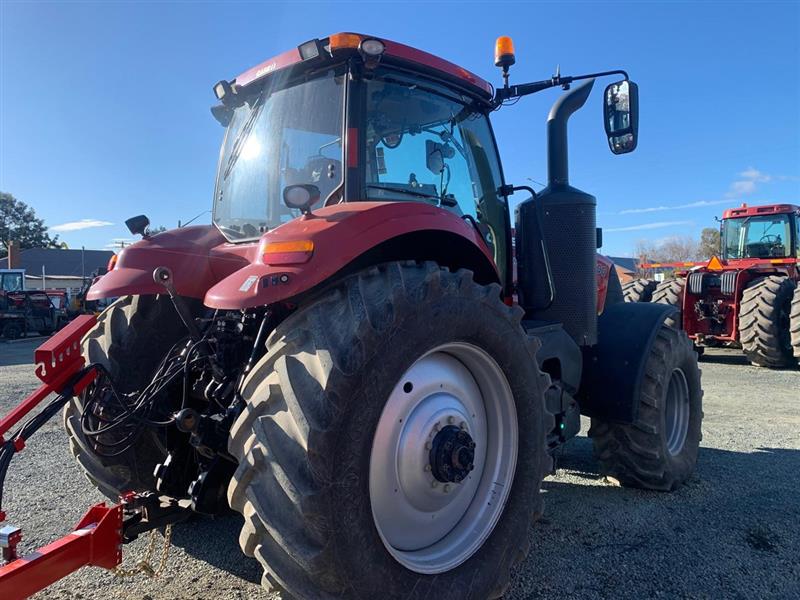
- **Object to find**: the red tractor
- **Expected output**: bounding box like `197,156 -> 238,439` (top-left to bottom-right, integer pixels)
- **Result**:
629,203 -> 800,368
0,34 -> 703,599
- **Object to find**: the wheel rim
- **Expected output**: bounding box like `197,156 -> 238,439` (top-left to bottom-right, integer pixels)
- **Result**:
369,342 -> 518,575
664,368 -> 690,456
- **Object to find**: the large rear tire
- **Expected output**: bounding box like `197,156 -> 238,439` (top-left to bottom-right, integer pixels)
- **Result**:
63,295 -> 189,498
227,262 -> 552,599
622,278 -> 657,303
788,283 -> 800,359
589,326 -> 702,491
651,278 -> 685,329
738,275 -> 796,368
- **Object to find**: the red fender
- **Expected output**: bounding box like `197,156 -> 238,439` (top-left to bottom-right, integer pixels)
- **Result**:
205,202 -> 495,310
88,203 -> 495,310
86,225 -> 254,301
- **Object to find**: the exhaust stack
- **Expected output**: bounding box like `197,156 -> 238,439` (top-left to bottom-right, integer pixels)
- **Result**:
516,79 -> 599,346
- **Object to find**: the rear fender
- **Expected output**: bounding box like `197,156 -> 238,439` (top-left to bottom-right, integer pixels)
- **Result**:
204,202 -> 496,310
578,302 -> 675,423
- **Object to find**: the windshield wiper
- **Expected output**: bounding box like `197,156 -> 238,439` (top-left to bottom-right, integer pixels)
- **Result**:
366,184 -> 440,202
222,94 -> 265,181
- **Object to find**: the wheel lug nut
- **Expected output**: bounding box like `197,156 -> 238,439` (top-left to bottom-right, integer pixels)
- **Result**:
447,416 -> 455,425
431,480 -> 438,488
443,484 -> 451,493
459,421 -> 467,430
425,442 -> 432,450
424,464 -> 431,472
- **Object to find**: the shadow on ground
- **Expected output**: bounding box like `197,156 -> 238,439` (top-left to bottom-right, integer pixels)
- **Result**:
169,512 -> 262,584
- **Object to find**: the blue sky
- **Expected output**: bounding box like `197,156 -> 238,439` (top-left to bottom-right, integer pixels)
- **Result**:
1,1 -> 798,257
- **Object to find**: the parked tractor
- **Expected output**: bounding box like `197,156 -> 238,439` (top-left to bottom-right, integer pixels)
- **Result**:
0,269 -> 69,339
630,203 -> 800,368
0,34 -> 703,599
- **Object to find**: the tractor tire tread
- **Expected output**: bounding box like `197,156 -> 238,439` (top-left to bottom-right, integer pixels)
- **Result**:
738,276 -> 796,368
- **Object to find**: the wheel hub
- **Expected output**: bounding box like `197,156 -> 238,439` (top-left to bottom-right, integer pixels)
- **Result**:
430,425 -> 475,483
369,343 -> 518,574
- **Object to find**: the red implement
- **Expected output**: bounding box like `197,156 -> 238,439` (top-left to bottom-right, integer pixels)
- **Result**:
0,503 -> 122,600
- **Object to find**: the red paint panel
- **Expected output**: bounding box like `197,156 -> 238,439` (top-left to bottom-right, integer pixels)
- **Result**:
235,48 -> 303,88
722,203 -> 799,219
205,202 -> 495,310
86,225 -> 252,301
595,254 -> 613,314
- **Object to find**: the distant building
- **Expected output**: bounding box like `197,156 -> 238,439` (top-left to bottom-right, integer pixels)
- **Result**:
1,247 -> 114,295
608,256 -> 638,283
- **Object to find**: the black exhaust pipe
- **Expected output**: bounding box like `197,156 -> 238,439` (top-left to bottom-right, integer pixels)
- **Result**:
516,79 -> 599,346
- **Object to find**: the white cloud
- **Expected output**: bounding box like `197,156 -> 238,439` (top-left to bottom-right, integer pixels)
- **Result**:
50,219 -> 114,232
726,166 -> 776,197
619,198 -> 731,215
605,220 -> 694,233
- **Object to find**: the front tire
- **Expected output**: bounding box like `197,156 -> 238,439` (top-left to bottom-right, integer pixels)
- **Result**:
738,275 -> 796,368
589,326 -> 703,491
63,295 -> 190,498
227,262 -> 552,599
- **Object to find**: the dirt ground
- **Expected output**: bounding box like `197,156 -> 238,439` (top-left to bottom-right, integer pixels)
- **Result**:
0,339 -> 797,599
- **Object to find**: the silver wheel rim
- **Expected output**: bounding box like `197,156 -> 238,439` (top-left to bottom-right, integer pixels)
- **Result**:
369,342 -> 518,574
664,368 -> 690,456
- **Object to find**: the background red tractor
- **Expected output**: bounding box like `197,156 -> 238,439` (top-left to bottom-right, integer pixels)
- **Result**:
1,34 -> 703,599
626,203 -> 800,368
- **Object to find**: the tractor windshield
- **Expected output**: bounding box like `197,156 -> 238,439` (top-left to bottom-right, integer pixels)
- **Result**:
722,213 -> 793,259
213,69 -> 345,241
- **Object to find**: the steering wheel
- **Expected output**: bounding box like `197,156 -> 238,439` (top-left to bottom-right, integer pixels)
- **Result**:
759,234 -> 780,245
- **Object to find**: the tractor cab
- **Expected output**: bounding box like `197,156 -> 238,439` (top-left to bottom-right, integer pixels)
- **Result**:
721,204 -> 800,261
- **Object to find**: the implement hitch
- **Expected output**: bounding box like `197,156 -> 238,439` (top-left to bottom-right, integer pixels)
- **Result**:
0,316 -> 190,599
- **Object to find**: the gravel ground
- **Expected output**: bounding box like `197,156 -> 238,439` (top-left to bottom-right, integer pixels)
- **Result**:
1,340 -> 798,599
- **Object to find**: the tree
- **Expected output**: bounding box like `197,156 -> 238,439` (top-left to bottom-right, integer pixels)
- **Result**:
1,192 -> 59,256
635,235 -> 699,264
697,227 -> 721,260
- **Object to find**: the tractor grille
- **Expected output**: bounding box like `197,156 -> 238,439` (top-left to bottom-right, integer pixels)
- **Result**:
688,273 -> 705,295
721,270 -> 737,295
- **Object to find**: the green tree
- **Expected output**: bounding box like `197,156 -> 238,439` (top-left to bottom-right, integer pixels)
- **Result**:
697,227 -> 721,260
1,192 -> 59,256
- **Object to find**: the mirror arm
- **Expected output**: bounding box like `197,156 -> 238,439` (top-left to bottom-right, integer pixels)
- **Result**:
493,68 -> 629,105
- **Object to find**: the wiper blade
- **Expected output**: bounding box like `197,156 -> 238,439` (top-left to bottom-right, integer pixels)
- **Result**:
222,94 -> 265,181
366,184 -> 440,201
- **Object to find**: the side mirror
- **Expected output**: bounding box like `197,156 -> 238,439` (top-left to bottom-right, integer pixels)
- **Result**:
283,184 -> 321,215
125,214 -> 150,237
604,80 -> 639,154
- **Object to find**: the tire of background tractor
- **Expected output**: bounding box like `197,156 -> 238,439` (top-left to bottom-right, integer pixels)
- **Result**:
63,294 -> 192,499
588,326 -> 702,491
622,278 -> 657,303
791,284 -> 800,359
651,278 -> 685,329
738,275 -> 797,368
2,321 -> 23,340
227,261 -> 553,600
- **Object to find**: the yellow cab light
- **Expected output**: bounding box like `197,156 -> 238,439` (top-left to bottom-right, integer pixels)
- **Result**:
330,33 -> 363,51
494,36 -> 516,68
107,254 -> 118,271
706,256 -> 724,271
263,240 -> 315,265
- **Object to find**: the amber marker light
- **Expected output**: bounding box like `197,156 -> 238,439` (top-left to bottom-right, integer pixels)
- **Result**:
329,33 -> 363,51
263,240 -> 315,265
494,36 -> 515,68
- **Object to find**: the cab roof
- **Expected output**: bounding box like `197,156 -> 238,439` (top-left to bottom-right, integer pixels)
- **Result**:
232,32 -> 494,100
723,203 -> 800,219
